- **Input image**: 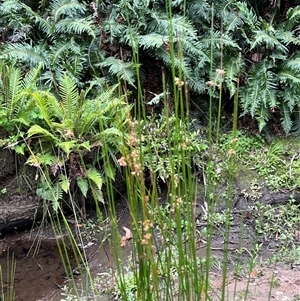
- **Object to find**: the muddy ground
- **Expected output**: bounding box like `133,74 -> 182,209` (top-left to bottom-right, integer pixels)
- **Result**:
1,185 -> 300,301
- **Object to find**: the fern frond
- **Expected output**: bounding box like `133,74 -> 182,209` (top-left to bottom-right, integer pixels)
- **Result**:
138,33 -> 166,49
292,108 -> 300,137
76,176 -> 88,197
21,2 -> 52,36
103,19 -> 127,40
49,40 -> 74,65
231,2 -> 260,31
58,140 -> 79,156
280,102 -> 293,133
187,0 -> 211,22
250,27 -> 289,53
275,29 -> 300,47
90,182 -> 104,204
77,101 -> 98,137
240,60 -> 278,126
22,63 -> 43,90
6,67 -> 23,119
277,68 -> 300,85
286,6 -> 300,29
100,57 -> 136,86
30,91 -> 63,127
285,55 -> 300,72
59,174 -> 70,193
51,0 -> 86,22
202,31 -> 241,50
224,55 -> 245,98
182,39 -> 210,64
87,168 -> 103,190
0,43 -> 49,66
58,74 -> 79,121
257,106 -> 270,132
36,181 -> 62,209
55,17 -> 96,37
148,14 -> 197,38
27,124 -> 59,142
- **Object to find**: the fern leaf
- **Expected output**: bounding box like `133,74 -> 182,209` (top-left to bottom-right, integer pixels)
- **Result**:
87,168 -> 102,190
27,124 -> 59,142
224,55 -> 244,97
51,0 -> 86,22
21,2 -> 52,36
59,174 -> 70,193
285,55 -> 300,72
280,102 -> 293,133
76,176 -> 88,197
6,67 -> 23,119
103,128 -> 122,136
0,43 -> 49,66
90,182 -> 104,204
58,140 -> 78,156
277,69 -> 300,84
100,57 -> 136,86
22,63 -> 43,90
55,18 -> 96,37
50,40 -> 74,65
149,14 -> 197,38
286,6 -> 300,28
233,2 -> 260,31
30,91 -> 62,127
58,73 -> 79,121
138,33 -> 165,49
250,28 -> 289,53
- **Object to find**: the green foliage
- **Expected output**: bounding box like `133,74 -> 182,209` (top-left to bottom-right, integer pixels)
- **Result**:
0,63 -> 129,210
253,197 -> 300,252
0,0 -> 101,88
138,115 -> 207,182
1,0 -> 299,134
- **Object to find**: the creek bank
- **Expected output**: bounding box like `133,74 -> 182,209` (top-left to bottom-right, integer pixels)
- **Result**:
0,148 -> 42,235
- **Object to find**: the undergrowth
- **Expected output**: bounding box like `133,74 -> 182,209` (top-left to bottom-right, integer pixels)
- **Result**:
0,1 -> 300,301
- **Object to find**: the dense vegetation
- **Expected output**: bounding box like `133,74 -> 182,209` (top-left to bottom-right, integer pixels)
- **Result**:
0,0 -> 299,203
0,1 -> 300,300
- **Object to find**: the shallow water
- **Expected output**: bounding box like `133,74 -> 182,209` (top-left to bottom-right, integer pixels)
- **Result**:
0,230 -> 79,301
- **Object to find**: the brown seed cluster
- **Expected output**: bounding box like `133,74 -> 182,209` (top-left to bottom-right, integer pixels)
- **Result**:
117,119 -> 143,176
141,219 -> 153,246
170,196 -> 183,213
205,68 -> 226,88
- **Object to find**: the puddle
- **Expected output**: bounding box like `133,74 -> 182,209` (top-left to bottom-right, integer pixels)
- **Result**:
0,233 -> 79,301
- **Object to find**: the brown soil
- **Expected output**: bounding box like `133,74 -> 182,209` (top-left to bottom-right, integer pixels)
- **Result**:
1,194 -> 300,301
